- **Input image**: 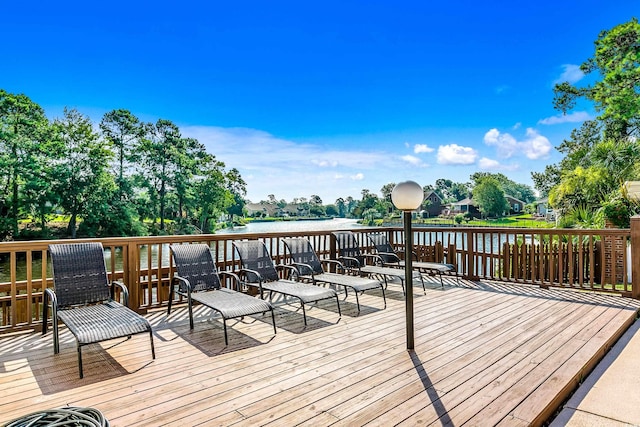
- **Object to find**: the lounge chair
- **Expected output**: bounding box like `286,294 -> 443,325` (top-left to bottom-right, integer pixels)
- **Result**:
331,231 -> 425,294
233,240 -> 341,325
42,242 -> 155,379
282,237 -> 386,311
368,232 -> 458,288
168,244 -> 276,345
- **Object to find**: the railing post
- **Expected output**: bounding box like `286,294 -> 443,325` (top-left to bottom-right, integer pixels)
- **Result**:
329,233 -> 337,273
630,215 -> 640,298
466,229 -> 478,280
126,243 -> 143,313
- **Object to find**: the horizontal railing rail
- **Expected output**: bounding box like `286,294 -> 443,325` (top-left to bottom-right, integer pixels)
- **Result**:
1,218 -> 638,334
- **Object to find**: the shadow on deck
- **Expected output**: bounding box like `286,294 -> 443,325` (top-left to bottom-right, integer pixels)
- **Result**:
1,276 -> 638,426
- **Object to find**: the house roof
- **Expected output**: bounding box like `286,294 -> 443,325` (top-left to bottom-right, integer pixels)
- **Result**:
423,190 -> 442,202
452,197 -> 475,206
504,195 -> 526,205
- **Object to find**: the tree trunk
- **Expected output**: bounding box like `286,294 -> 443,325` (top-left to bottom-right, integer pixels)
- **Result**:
68,213 -> 77,238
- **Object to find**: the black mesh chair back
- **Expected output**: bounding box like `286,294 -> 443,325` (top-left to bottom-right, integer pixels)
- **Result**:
169,244 -> 222,293
368,233 -> 400,264
331,231 -> 364,267
233,240 -> 280,282
49,242 -> 111,308
282,238 -> 324,275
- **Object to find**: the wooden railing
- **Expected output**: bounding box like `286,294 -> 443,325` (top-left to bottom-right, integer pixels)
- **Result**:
2,218 -> 639,334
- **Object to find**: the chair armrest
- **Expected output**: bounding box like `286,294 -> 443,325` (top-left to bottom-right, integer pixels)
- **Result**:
276,263 -> 298,280
169,275 -> 193,305
320,258 -> 345,273
362,253 -> 384,266
111,281 -> 130,306
290,261 -> 315,278
338,255 -> 362,269
238,268 -> 265,297
219,271 -> 241,291
42,288 -> 58,335
378,251 -> 402,264
238,268 -> 263,283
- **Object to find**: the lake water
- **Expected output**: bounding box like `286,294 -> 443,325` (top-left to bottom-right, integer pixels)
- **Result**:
217,218 -> 363,234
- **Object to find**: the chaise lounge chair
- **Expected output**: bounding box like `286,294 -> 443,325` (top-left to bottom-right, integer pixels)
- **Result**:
282,237 -> 386,312
332,231 -> 426,294
168,244 -> 276,345
233,240 -> 341,325
367,232 -> 458,288
42,242 -> 155,379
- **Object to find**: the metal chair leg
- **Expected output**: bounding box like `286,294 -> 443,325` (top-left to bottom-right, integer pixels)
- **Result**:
78,344 -> 83,379
271,309 -> 277,335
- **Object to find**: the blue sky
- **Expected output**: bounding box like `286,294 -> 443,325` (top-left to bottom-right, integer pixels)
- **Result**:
3,1 -> 638,203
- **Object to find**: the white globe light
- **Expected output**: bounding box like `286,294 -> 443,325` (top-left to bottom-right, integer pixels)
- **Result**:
391,181 -> 424,211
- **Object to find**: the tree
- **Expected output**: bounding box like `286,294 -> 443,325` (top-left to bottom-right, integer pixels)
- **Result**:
0,90 -> 49,239
225,168 -> 247,223
194,158 -> 231,232
139,119 -> 182,231
553,18 -> 640,140
52,108 -> 112,238
335,198 -> 346,217
470,172 -> 535,203
473,178 -> 510,218
99,109 -> 143,200
380,183 -> 396,202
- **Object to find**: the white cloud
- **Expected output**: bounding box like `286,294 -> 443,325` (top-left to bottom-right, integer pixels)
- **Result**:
483,128 -> 552,160
554,64 -> 584,84
181,125 -> 403,202
538,111 -> 592,125
437,144 -> 478,165
522,128 -> 552,159
513,122 -> 521,130
414,144 -> 434,154
401,154 -> 425,166
478,157 -> 501,169
312,159 -> 338,167
478,157 -> 519,171
483,128 -> 518,158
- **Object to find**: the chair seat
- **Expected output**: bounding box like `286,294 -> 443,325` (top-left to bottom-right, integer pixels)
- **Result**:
189,287 -> 273,319
360,265 -> 422,279
57,301 -> 151,345
398,261 -> 455,273
261,279 -> 337,303
310,273 -> 382,292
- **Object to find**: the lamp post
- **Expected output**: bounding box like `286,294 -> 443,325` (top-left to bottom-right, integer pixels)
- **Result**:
391,180 -> 424,350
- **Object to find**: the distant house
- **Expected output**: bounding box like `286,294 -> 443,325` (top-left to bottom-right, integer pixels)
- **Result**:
420,191 -> 444,217
245,202 -> 302,217
535,198 -> 548,216
450,197 -> 481,218
245,203 -> 275,217
505,195 -> 526,215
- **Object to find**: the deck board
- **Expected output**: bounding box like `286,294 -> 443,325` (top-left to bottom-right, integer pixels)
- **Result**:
0,278 -> 638,427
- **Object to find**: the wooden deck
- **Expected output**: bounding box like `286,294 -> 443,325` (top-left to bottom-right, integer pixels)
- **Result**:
1,277 -> 639,426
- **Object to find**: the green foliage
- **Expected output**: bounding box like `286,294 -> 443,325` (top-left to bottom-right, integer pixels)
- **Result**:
536,19 -> 640,220
433,179 -> 471,202
470,172 -> 536,203
553,18 -> 640,140
0,89 -> 248,240
558,205 -> 604,229
472,178 -> 510,218
454,213 -> 464,224
600,196 -> 640,228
